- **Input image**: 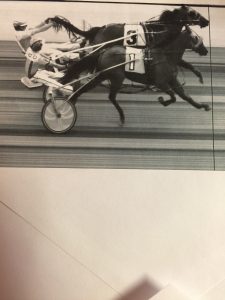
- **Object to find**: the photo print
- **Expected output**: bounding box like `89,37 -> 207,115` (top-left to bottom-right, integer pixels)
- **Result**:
0,1 -> 223,170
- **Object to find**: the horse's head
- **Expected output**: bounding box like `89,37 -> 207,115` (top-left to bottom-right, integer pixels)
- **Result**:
185,27 -> 208,56
179,5 -> 209,28
159,5 -> 209,31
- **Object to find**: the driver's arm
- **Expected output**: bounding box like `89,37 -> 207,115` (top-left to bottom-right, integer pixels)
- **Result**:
29,22 -> 53,36
30,20 -> 47,29
40,57 -> 66,70
47,60 -> 66,70
19,22 -> 53,41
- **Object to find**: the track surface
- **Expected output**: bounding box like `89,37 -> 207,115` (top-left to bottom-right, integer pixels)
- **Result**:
0,42 -> 225,170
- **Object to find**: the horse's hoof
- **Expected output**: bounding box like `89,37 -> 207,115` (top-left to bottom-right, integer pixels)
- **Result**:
203,104 -> 210,111
205,105 -> 211,111
196,72 -> 203,84
120,117 -> 125,125
158,96 -> 164,104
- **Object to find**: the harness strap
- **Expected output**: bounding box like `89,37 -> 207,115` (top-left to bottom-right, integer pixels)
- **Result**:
65,59 -> 138,104
140,22 -> 150,47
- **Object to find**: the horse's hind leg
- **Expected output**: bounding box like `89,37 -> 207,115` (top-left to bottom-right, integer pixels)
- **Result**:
171,79 -> 210,111
108,72 -> 125,124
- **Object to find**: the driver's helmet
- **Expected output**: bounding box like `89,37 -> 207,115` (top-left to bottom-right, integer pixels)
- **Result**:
13,21 -> 27,31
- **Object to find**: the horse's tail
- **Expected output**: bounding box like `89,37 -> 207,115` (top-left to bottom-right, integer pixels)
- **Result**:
50,15 -> 102,40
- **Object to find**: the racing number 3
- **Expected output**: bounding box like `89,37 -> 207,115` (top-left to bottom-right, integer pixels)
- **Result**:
127,30 -> 137,45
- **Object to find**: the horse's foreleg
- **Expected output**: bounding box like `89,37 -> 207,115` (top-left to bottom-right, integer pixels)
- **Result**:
172,79 -> 210,111
178,60 -> 203,84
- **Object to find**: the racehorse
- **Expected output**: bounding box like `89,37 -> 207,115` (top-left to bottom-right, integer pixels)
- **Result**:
49,5 -> 209,48
61,28 -> 210,124
50,5 -> 208,86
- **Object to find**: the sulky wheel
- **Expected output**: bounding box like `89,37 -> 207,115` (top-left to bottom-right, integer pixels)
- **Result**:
41,99 -> 77,134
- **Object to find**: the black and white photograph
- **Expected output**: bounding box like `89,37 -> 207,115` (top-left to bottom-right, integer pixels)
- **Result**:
0,1 -> 220,170
1,1 -> 225,300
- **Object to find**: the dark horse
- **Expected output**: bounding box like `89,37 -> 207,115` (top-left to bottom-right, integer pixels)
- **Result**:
49,5 -> 209,48
61,28 -> 210,124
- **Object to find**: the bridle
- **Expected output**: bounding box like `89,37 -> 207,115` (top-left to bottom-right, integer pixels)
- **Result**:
185,25 -> 203,51
192,35 -> 203,50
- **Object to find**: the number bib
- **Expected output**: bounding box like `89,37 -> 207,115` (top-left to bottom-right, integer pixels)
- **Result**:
25,47 -> 41,63
125,47 -> 145,74
123,24 -> 146,47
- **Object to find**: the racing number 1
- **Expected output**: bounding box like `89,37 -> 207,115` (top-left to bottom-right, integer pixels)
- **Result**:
129,53 -> 135,71
127,30 -> 137,45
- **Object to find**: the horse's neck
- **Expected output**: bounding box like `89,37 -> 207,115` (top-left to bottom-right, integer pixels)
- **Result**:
163,34 -> 187,63
145,22 -> 183,49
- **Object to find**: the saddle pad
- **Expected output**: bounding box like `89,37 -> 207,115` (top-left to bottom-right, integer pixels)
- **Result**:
123,24 -> 146,47
125,47 -> 145,74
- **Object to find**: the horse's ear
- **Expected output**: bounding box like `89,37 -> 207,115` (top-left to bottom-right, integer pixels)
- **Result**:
181,5 -> 188,10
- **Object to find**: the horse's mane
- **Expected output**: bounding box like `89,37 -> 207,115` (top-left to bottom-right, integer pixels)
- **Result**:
159,9 -> 180,24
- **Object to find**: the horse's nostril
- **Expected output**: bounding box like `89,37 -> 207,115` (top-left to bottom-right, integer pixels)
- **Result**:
202,19 -> 209,27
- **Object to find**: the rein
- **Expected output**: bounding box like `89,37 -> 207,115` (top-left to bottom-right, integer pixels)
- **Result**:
144,19 -> 201,26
